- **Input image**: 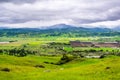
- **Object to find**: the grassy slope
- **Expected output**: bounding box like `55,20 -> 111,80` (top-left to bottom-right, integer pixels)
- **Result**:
0,55 -> 120,80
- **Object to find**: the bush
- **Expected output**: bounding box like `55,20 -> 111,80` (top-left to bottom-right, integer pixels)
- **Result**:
61,54 -> 69,61
100,54 -> 106,58
34,65 -> 45,68
116,52 -> 120,56
79,54 -> 84,58
89,49 -> 96,52
50,62 -> 54,64
105,66 -> 111,70
55,54 -> 73,65
44,61 -> 49,64
1,68 -> 10,72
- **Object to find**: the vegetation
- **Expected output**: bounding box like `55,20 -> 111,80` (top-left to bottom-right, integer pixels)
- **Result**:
0,36 -> 120,80
0,55 -> 120,80
0,27 -> 120,37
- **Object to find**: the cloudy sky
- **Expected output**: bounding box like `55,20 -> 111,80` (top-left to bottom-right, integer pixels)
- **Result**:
0,0 -> 120,28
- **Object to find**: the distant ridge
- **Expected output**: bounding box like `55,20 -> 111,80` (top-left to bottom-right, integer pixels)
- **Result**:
0,24 -> 119,37
37,24 -> 111,31
0,24 -> 111,33
112,26 -> 120,31
0,27 -> 9,29
37,24 -> 111,33
0,24 -> 118,31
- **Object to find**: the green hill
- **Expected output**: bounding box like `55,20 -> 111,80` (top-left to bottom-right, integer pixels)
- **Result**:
0,55 -> 120,80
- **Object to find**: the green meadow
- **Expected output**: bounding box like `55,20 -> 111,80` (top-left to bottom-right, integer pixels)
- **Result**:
0,37 -> 120,80
0,55 -> 120,80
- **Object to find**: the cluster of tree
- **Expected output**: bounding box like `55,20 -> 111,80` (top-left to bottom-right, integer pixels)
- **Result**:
0,48 -> 36,57
55,54 -> 74,65
40,42 -> 120,57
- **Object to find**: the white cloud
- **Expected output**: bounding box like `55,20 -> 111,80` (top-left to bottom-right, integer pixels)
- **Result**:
0,19 -> 73,28
0,0 -> 120,28
83,20 -> 120,28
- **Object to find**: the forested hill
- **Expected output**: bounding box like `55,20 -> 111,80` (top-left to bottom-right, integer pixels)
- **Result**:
0,24 -> 120,37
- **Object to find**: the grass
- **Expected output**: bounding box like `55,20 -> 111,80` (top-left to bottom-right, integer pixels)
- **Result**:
0,55 -> 120,80
0,37 -> 120,80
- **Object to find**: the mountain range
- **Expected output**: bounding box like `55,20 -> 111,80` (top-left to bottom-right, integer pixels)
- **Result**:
0,24 -> 119,31
0,24 -> 120,37
112,26 -> 120,31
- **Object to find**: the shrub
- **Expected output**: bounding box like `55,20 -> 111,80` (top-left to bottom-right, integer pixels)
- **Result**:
79,53 -> 84,58
1,68 -> 10,72
105,66 -> 111,70
116,52 -> 120,56
55,54 -> 73,65
34,65 -> 45,68
100,54 -> 106,58
61,54 -> 69,61
44,61 -> 49,64
89,49 -> 96,52
50,62 -> 54,64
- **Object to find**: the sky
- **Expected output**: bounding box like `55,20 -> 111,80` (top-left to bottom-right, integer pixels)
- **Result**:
0,0 -> 120,28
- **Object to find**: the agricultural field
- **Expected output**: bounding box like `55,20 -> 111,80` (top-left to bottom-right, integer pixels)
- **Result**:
0,37 -> 120,80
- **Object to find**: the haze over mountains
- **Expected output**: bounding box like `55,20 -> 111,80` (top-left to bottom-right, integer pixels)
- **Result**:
0,24 -> 119,31
113,26 -> 120,31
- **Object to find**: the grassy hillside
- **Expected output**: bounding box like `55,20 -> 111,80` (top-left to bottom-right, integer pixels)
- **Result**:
0,55 -> 120,80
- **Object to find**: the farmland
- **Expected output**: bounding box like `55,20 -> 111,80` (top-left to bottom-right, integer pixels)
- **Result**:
0,36 -> 120,80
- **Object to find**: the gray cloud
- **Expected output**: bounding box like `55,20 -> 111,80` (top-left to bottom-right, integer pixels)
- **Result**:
0,0 -> 37,4
0,0 -> 120,28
